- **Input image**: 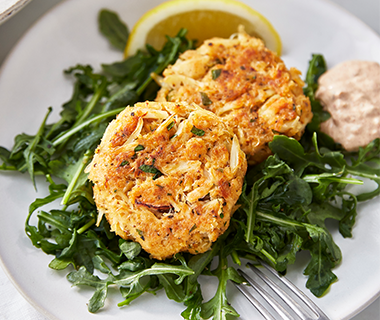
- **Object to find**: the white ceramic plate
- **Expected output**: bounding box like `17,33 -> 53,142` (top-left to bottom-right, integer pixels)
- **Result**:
0,0 -> 379,319
0,0 -> 32,24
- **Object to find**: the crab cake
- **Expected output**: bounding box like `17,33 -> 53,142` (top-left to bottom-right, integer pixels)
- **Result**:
155,28 -> 313,165
86,101 -> 247,260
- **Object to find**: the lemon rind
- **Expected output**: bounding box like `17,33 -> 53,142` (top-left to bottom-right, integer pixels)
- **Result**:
124,0 -> 282,57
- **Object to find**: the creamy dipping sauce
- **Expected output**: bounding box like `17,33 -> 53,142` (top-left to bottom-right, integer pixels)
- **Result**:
315,60 -> 380,151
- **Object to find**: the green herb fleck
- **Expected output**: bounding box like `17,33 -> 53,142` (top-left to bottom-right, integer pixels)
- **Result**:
136,229 -> 145,240
200,92 -> 212,106
139,164 -> 163,180
189,224 -> 197,233
167,121 -> 175,131
211,69 -> 222,80
134,144 -> 145,152
120,160 -> 129,166
191,126 -> 205,137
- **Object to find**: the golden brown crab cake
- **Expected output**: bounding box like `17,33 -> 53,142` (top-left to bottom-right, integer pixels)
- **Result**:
86,101 -> 247,260
155,28 -> 313,165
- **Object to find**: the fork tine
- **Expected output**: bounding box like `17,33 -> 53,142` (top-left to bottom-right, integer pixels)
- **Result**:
233,281 -> 277,320
237,268 -> 294,320
248,262 -> 309,320
258,259 -> 330,320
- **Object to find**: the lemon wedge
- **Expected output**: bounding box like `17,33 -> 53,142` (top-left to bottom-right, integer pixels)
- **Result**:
124,0 -> 282,57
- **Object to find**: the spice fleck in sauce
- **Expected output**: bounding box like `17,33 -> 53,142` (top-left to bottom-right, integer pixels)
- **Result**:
316,60 -> 380,151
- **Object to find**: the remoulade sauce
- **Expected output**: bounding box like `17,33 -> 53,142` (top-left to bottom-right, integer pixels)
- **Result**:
316,60 -> 380,151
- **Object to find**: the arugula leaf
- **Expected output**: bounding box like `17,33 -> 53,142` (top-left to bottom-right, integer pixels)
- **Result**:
181,286 -> 203,320
154,255 -> 189,303
237,129 -> 380,297
68,261 -> 194,313
102,28 -> 194,99
0,146 -> 15,170
269,134 -> 345,175
303,243 -> 338,297
239,154 -> 293,243
346,141 -> 380,201
119,240 -> 142,260
23,107 -> 53,188
98,9 -> 129,51
302,54 -> 339,150
119,276 -> 160,307
67,266 -> 113,312
302,54 -> 380,201
353,138 -> 380,165
200,252 -> 241,320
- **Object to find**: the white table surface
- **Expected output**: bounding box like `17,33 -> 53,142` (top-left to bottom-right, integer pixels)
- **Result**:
0,0 -> 379,319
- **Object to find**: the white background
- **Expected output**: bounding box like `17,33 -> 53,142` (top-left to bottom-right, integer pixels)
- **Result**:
0,0 -> 379,319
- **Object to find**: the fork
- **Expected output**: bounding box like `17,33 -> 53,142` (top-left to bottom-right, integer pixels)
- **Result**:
234,259 -> 330,320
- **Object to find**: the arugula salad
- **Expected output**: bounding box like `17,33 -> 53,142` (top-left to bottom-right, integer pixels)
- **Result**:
0,9 -> 379,320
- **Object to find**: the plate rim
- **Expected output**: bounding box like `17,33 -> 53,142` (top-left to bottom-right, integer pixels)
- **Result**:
0,0 -> 379,319
0,0 -> 33,25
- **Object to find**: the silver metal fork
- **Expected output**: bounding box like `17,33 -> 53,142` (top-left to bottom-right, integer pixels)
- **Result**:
234,259 -> 330,320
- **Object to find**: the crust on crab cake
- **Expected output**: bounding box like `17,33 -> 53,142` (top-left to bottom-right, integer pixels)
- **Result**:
155,28 -> 313,164
86,101 -> 247,260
